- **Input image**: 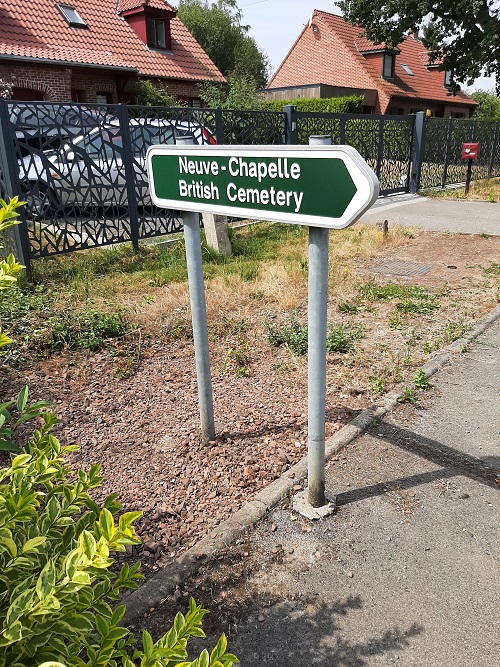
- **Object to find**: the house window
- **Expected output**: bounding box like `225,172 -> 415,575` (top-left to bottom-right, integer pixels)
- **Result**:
400,64 -> 414,76
147,17 -> 171,50
444,71 -> 452,88
71,89 -> 85,103
96,92 -> 112,105
382,53 -> 395,79
56,4 -> 88,28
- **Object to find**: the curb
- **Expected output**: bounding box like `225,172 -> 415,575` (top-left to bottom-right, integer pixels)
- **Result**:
124,304 -> 500,627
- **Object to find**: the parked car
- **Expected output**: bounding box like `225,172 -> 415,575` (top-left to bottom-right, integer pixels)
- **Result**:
10,104 -> 111,157
19,118 -> 215,217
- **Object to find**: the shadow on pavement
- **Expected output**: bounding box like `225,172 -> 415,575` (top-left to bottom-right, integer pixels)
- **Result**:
225,595 -> 423,667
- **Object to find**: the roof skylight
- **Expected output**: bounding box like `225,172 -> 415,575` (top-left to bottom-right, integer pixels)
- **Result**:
400,63 -> 414,75
56,4 -> 88,28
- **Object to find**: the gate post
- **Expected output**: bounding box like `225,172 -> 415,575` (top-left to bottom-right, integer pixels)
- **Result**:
117,104 -> 140,252
488,123 -> 498,179
215,108 -> 225,145
442,117 -> 453,187
283,104 -> 298,145
410,111 -> 425,193
0,99 -> 31,276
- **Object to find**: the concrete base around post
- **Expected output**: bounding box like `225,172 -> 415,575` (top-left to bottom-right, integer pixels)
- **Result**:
202,213 -> 232,256
292,489 -> 336,520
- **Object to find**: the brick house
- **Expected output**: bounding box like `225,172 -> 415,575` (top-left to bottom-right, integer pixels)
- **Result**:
265,10 -> 477,118
0,0 -> 225,105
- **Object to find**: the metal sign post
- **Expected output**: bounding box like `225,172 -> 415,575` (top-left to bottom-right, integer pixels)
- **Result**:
176,136 -> 215,444
307,135 -> 330,508
147,141 -> 379,507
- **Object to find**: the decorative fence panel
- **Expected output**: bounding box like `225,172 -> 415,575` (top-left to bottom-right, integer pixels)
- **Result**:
420,117 -> 500,189
2,100 -> 500,273
295,112 -> 414,194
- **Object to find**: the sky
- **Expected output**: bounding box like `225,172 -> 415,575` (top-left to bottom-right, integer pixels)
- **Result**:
239,0 -> 496,93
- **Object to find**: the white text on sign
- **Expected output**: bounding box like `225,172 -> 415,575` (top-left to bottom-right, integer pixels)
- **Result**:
178,156 -> 305,213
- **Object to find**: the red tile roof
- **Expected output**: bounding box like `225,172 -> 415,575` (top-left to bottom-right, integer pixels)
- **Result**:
268,10 -> 475,110
0,0 -> 225,83
118,1 -> 175,12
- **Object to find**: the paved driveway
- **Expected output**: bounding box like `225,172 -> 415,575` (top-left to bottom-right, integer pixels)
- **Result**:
360,194 -> 499,235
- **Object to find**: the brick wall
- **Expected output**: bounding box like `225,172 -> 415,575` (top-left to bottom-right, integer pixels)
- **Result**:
71,70 -> 120,103
0,62 -> 71,100
0,60 -> 203,104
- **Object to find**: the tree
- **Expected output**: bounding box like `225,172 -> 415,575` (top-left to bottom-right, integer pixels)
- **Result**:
471,90 -> 500,120
178,0 -> 269,87
200,74 -> 262,109
338,1 -> 500,90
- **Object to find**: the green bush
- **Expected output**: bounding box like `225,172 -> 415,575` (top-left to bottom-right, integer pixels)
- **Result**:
0,389 -> 238,667
0,197 -> 25,348
133,80 -> 182,108
261,96 -> 364,114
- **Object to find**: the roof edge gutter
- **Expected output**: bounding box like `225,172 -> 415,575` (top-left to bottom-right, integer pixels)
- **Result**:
0,53 -> 138,73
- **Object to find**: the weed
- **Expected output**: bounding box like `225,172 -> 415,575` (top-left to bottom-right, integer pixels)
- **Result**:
400,228 -> 415,239
487,195 -> 496,203
338,300 -> 359,314
412,369 -> 430,389
221,335 -> 249,376
360,281 -> 433,302
478,232 -> 490,238
162,316 -> 193,340
249,290 -> 265,300
484,263 -> 500,277
396,297 -> 440,314
115,355 -> 135,379
398,386 -> 416,404
405,328 -> 421,347
75,309 -> 127,351
264,310 -> 308,356
422,341 -> 432,354
442,320 -> 470,344
326,323 -> 365,353
388,313 -> 404,330
370,377 -> 385,394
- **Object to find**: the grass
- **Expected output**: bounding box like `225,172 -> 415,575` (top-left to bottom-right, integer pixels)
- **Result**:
2,221 -> 496,399
424,176 -> 500,202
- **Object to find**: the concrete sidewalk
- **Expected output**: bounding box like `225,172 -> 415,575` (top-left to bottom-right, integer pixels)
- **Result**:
360,194 -> 500,235
192,317 -> 499,666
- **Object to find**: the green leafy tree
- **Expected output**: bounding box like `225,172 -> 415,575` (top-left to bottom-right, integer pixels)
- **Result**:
178,0 -> 268,86
471,89 -> 500,120
338,0 -> 500,90
200,75 -> 262,109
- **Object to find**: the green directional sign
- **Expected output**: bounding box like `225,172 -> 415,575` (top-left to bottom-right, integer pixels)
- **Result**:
146,145 -> 379,229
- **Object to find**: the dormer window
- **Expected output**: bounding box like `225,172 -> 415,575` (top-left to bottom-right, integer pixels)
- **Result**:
382,52 -> 395,79
444,70 -> 452,88
146,17 -> 171,50
56,4 -> 87,28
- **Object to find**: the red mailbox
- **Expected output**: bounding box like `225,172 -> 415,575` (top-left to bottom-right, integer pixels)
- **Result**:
462,142 -> 480,159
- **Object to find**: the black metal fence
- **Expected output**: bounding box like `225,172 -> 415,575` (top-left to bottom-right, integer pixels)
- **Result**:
419,117 -> 500,189
1,100 -> 499,272
293,111 -> 414,194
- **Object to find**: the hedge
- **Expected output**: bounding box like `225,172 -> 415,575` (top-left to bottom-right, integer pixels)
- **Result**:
261,96 -> 364,114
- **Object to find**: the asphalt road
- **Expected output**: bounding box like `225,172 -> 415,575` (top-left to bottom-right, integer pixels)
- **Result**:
202,317 -> 500,667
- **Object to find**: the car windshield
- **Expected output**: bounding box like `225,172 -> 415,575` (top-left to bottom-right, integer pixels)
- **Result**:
47,123 -> 176,160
